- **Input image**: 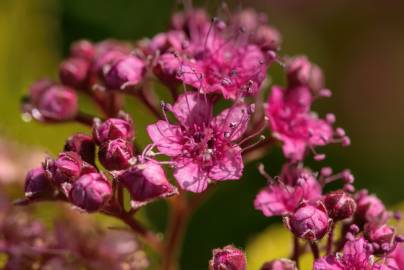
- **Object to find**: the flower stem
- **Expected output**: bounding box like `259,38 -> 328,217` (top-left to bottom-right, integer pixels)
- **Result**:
291,236 -> 300,268
326,223 -> 335,255
162,194 -> 190,270
74,111 -> 95,126
309,241 -> 320,260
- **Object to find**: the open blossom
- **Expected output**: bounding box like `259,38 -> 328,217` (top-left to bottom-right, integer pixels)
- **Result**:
266,85 -> 335,161
254,165 -> 322,217
314,237 -> 380,270
147,92 -> 249,192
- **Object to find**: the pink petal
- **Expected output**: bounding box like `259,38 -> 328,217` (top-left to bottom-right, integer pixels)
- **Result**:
213,104 -> 250,141
314,256 -> 344,270
282,137 -> 307,161
173,159 -> 208,193
146,121 -> 183,156
171,92 -> 212,126
209,146 -> 244,181
254,184 -> 301,217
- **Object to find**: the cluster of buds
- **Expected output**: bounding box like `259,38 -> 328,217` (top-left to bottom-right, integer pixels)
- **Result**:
0,191 -> 148,270
15,3 -> 400,270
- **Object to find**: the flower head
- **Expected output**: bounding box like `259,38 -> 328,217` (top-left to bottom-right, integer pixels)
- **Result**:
266,85 -> 340,161
147,92 -> 249,192
314,237 -> 378,270
254,165 -> 322,217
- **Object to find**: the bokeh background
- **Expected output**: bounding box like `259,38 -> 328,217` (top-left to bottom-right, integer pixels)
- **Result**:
1,0 -> 404,269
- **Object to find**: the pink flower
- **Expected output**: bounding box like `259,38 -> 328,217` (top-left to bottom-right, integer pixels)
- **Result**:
266,85 -> 335,161
178,44 -> 267,100
147,92 -> 249,192
314,237 -> 377,270
254,165 -> 322,217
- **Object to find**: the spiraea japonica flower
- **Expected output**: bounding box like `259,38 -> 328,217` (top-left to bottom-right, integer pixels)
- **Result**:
254,164 -> 322,217
266,56 -> 350,161
24,167 -> 54,198
314,237 -> 378,270
209,245 -> 247,270
147,92 -> 249,192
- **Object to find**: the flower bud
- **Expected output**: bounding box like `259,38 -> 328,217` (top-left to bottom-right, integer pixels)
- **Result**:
254,25 -> 282,51
36,85 -> 78,121
70,39 -> 95,60
98,139 -> 134,170
93,117 -> 134,144
59,57 -> 91,89
365,223 -> 396,254
24,167 -> 54,198
286,56 -> 324,92
324,190 -> 356,221
28,79 -> 54,104
261,259 -> 297,270
355,190 -> 388,224
209,245 -> 246,270
69,173 -> 112,212
45,151 -> 82,184
94,50 -> 126,77
64,133 -> 96,164
285,202 -> 330,241
153,53 -> 180,86
117,160 -> 177,208
104,55 -> 145,89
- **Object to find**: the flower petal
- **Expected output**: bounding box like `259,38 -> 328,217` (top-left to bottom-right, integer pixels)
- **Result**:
146,120 -> 183,156
209,146 -> 244,181
171,92 -> 212,126
213,104 -> 250,141
173,159 -> 208,193
314,256 -> 344,270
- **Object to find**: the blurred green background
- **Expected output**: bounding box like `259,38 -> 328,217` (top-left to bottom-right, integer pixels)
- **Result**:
1,0 -> 404,269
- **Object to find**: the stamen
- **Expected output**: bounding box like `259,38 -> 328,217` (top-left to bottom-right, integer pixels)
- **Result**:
258,163 -> 274,183
241,135 -> 266,153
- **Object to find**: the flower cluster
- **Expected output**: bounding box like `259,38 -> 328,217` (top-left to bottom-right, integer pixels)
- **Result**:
0,191 -> 148,270
14,4 -> 401,270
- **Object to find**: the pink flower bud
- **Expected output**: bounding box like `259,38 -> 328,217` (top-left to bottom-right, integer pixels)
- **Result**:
93,117 -> 134,144
45,152 -> 83,184
98,139 -> 134,171
254,25 -> 282,51
356,191 -> 388,224
104,55 -> 145,89
286,56 -> 324,92
70,40 -> 95,60
365,223 -> 396,254
285,202 -> 330,241
28,79 -> 54,104
209,245 -> 246,270
24,167 -> 54,198
153,53 -> 180,86
64,133 -> 96,164
94,50 -> 126,77
261,259 -> 297,270
36,85 -> 78,121
324,190 -> 356,221
59,57 -> 91,89
117,161 -> 177,208
69,173 -> 112,212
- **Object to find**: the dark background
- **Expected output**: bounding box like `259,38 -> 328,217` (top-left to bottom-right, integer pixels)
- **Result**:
1,0 -> 404,269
